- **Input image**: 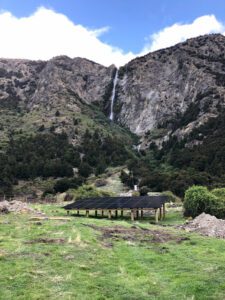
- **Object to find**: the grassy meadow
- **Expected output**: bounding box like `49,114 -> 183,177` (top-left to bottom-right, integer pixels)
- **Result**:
0,205 -> 225,300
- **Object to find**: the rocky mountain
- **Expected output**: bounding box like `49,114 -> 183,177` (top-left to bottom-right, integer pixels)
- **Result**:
0,56 -> 114,109
1,33 -> 225,197
115,34 -> 225,147
0,56 -> 118,147
1,34 -> 225,151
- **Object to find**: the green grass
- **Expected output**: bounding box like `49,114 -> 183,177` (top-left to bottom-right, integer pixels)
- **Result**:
0,205 -> 225,299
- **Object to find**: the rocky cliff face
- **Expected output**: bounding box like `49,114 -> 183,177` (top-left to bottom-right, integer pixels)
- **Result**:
0,56 -> 116,145
0,56 -> 115,111
115,34 -> 225,147
1,34 -> 225,148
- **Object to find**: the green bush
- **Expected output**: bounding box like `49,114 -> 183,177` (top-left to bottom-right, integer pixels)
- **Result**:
162,191 -> 181,203
183,186 -> 218,217
139,186 -> 150,196
54,177 -> 83,193
211,188 -> 225,199
211,188 -> 225,218
70,184 -> 112,200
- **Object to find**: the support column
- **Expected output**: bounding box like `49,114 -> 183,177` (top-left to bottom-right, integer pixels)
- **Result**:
86,210 -> 89,217
155,209 -> 159,223
131,209 -> 135,221
67,210 -> 70,215
141,209 -> 144,219
95,210 -> 98,217
115,210 -> 118,218
77,210 -> 80,216
108,210 -> 112,219
163,203 -> 166,219
101,210 -> 104,217
159,207 -> 162,220
136,209 -> 139,219
121,210 -> 123,217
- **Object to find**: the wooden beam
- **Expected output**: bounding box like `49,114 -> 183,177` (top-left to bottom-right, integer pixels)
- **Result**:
121,209 -> 123,217
141,209 -> 144,218
86,210 -> 89,217
101,210 -> 104,217
115,210 -> 118,218
131,209 -> 134,221
67,210 -> 70,215
77,210 -> 80,216
108,210 -> 112,219
95,210 -> 98,217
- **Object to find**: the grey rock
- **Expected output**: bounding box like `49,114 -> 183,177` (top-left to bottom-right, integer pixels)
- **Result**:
1,34 -> 225,148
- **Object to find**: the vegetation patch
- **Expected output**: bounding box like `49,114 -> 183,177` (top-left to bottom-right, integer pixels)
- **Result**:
0,205 -> 225,299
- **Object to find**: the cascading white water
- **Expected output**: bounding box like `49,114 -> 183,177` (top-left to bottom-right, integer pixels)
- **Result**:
109,69 -> 118,121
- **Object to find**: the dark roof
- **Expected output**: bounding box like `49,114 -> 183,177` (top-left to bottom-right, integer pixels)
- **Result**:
63,196 -> 168,210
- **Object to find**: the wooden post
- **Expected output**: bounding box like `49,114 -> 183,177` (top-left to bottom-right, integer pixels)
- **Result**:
163,203 -> 166,219
159,207 -> 162,220
108,210 -> 112,219
101,210 -> 104,217
115,210 -> 118,218
77,210 -> 80,216
121,210 -> 123,217
136,209 -> 139,219
95,210 -> 98,217
131,209 -> 134,221
67,210 -> 70,215
155,209 -> 159,223
86,210 -> 89,217
141,209 -> 144,218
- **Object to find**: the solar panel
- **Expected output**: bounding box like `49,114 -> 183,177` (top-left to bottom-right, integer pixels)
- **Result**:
63,196 -> 168,210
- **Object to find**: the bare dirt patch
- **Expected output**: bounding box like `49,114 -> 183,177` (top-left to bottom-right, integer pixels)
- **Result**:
83,224 -> 189,245
182,213 -> 225,239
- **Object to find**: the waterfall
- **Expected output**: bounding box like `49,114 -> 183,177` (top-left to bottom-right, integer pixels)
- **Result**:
109,69 -> 118,121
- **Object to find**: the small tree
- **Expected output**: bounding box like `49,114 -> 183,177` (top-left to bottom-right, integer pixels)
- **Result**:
183,186 -> 217,217
139,186 -> 149,196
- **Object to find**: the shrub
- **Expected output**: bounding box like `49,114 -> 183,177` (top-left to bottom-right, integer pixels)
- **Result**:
95,179 -> 107,187
54,177 -> 83,193
70,184 -> 112,200
42,187 -> 55,198
183,186 -> 217,217
139,186 -> 150,196
211,188 -> 225,199
162,191 -> 181,203
211,188 -> 225,218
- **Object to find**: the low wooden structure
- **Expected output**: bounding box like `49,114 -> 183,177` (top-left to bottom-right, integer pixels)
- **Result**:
63,196 -> 168,223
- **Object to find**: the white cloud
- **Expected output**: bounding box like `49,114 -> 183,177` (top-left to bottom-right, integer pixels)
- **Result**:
0,8 -> 224,67
141,15 -> 225,54
0,7 -> 135,67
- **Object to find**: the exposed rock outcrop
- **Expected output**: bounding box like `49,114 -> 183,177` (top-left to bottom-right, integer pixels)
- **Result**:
115,34 -> 225,146
1,34 -> 225,148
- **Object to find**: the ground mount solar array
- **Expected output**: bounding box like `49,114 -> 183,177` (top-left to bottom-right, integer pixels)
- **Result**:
63,196 -> 168,222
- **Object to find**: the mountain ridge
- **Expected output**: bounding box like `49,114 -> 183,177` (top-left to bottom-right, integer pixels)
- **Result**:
1,33 -> 225,196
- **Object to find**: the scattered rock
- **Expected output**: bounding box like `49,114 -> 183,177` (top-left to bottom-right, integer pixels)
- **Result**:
0,200 -> 35,214
0,203 -> 9,214
182,213 -> 225,239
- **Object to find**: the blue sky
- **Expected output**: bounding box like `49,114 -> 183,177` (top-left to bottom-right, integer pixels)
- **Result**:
0,0 -> 224,65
